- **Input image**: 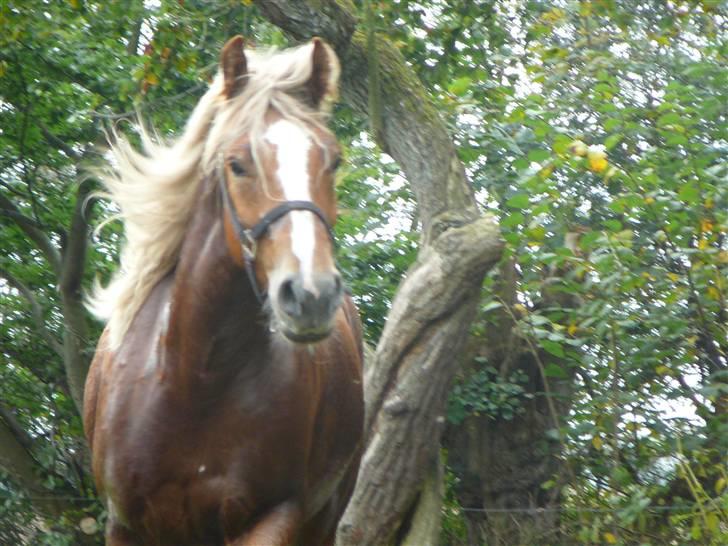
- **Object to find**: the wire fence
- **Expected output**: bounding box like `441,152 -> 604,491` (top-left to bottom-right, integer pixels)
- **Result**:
2,495 -> 702,516
458,505 -> 695,514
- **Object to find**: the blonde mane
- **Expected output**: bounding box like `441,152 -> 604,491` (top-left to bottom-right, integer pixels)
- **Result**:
89,41 -> 340,350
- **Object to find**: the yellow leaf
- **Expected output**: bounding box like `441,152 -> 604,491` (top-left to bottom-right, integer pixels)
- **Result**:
707,286 -> 720,300
716,477 -> 726,494
587,146 -> 608,173
644,196 -> 655,205
604,531 -> 617,544
667,273 -> 680,282
69,0 -> 80,8
698,238 -> 709,250
656,365 -> 670,375
145,72 -> 159,85
592,435 -> 603,450
568,322 -> 578,336
589,156 -> 608,173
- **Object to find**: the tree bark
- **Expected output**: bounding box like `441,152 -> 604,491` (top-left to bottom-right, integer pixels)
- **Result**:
257,2 -> 503,544
58,180 -> 94,414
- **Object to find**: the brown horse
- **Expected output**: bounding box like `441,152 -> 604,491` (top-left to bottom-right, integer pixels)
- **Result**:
83,37 -> 364,546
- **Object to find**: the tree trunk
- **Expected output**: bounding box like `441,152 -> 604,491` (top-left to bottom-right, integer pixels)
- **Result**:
444,253 -> 583,546
257,2 -> 503,544
445,355 -> 572,546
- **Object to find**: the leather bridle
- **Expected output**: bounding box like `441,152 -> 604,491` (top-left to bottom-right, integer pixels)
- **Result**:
217,154 -> 335,304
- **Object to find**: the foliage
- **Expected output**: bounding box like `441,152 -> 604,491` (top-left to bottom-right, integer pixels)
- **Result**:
377,0 -> 726,543
1,0 -> 726,544
448,359 -> 532,425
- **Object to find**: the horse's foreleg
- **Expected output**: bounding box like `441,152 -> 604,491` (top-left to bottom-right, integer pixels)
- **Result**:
228,501 -> 302,546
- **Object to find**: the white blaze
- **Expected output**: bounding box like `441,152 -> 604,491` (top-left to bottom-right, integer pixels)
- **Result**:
264,120 -> 316,285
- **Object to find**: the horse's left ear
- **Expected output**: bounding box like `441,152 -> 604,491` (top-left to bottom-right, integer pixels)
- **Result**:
221,35 -> 248,98
307,38 -> 340,111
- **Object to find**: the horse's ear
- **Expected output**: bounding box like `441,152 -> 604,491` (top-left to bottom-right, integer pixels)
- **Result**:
307,38 -> 340,111
221,35 -> 248,98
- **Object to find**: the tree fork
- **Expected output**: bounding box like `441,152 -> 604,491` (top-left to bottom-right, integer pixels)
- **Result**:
258,2 -> 503,543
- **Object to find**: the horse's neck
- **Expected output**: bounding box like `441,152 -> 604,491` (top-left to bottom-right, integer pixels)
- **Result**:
164,186 -> 267,383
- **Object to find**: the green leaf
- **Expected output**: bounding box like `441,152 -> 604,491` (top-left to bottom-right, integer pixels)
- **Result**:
541,340 -> 565,358
678,183 -> 699,204
448,76 -> 471,96
544,363 -> 568,378
603,219 -> 623,232
657,112 -> 682,127
527,148 -> 550,163
552,134 -> 571,154
506,194 -> 530,209
481,301 -> 503,313
513,157 -> 530,170
666,133 -> 688,146
501,211 -> 525,228
604,118 -> 621,132
604,134 -> 622,150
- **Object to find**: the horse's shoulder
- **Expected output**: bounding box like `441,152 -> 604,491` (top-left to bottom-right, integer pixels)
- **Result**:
83,328 -> 111,449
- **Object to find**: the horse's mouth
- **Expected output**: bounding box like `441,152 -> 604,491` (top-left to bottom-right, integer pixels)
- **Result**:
281,325 -> 332,344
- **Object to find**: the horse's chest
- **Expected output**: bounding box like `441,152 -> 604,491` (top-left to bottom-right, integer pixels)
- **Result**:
104,361 -> 318,533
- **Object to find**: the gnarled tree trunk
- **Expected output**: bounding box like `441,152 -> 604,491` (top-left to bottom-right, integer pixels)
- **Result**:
257,2 -> 503,544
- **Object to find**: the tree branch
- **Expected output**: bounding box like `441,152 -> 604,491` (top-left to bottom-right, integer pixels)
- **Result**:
0,192 -> 62,276
58,179 -> 95,414
0,414 -> 64,520
0,266 -> 64,356
40,123 -> 81,160
0,403 -> 34,452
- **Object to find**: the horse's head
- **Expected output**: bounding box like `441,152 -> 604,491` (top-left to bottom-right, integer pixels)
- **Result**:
214,36 -> 344,343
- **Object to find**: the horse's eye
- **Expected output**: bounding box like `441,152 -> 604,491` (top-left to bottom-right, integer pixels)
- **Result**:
229,159 -> 247,177
331,156 -> 342,171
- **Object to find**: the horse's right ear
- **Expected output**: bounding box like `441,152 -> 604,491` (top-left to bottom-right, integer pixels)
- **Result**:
221,36 -> 248,98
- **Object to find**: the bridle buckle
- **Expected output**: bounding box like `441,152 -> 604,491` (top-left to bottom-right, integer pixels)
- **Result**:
241,230 -> 257,260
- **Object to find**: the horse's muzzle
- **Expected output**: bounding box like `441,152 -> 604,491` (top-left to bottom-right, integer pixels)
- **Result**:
275,272 -> 344,343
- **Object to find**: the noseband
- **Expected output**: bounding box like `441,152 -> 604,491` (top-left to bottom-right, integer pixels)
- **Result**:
217,154 -> 335,304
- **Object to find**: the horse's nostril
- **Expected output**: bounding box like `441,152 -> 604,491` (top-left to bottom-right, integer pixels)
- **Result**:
278,278 -> 302,318
277,273 -> 343,326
